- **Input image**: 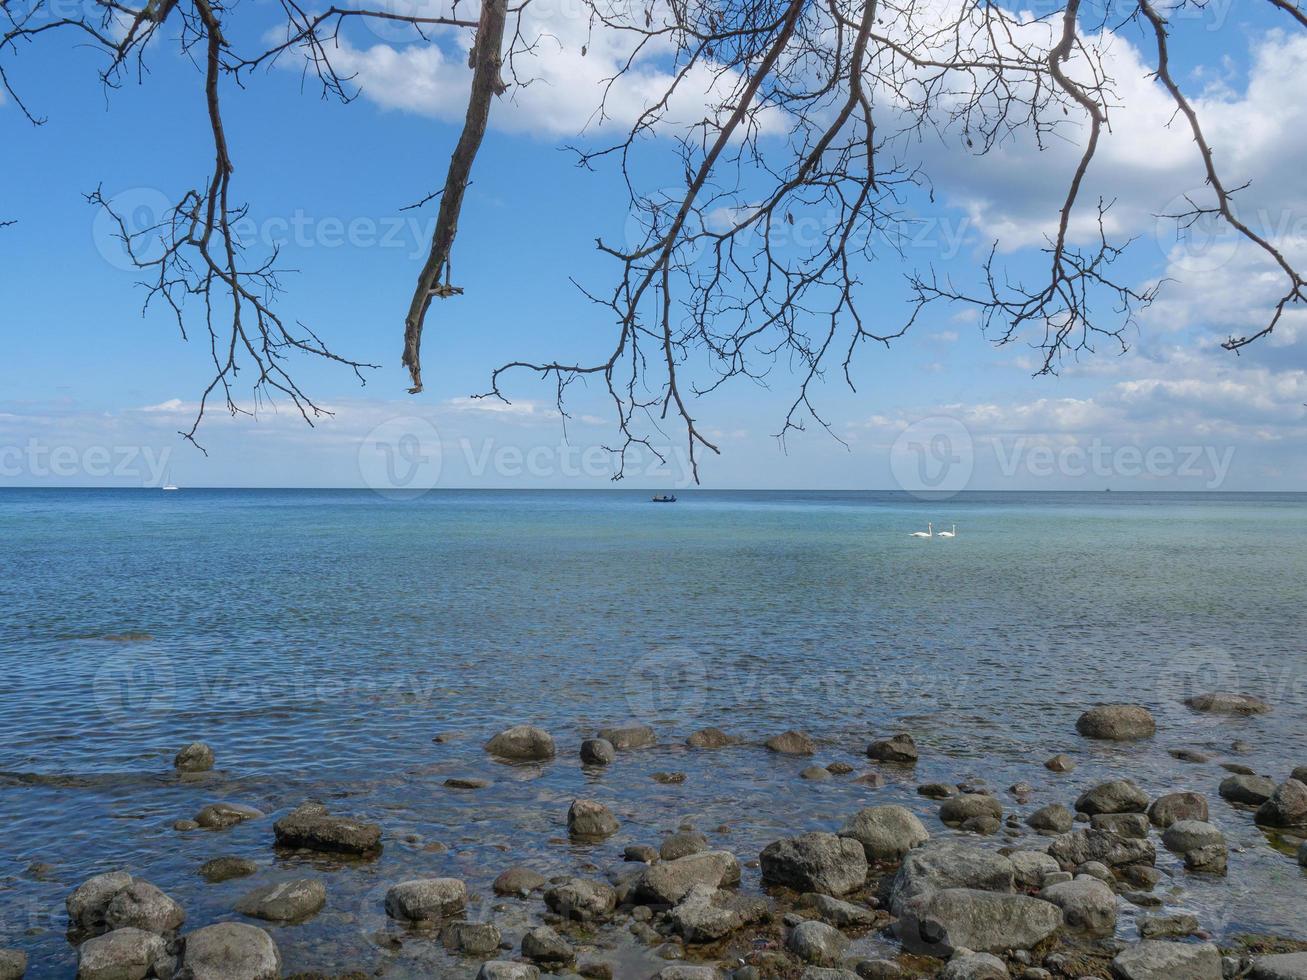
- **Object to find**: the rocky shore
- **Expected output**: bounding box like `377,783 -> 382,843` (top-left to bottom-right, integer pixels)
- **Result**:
8,698 -> 1307,980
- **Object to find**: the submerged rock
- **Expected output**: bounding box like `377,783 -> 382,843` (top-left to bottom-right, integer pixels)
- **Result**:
1183,692 -> 1271,715
567,799 -> 620,840
1075,780 -> 1149,816
179,921 -> 280,980
660,831 -> 709,861
897,888 -> 1061,955
766,730 -> 816,755
1111,941 -> 1222,980
597,724 -> 656,749
273,802 -> 381,856
1075,704 -> 1155,741
579,738 -> 615,765
493,866 -> 547,896
383,878 -> 467,921
194,802 -> 263,831
484,725 -> 556,761
1255,779 -> 1307,828
839,805 -> 929,861
760,832 -> 867,896
174,742 -> 214,773
78,928 -> 169,980
198,857 -> 257,883
867,733 -> 918,764
1044,754 -> 1076,773
234,878 -> 326,922
1039,877 -> 1117,936
686,727 -> 734,748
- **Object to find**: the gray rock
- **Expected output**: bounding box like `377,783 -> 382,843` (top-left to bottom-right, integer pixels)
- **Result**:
1027,804 -> 1074,834
625,844 -> 659,864
597,724 -> 656,749
0,950 -> 25,980
669,883 -> 767,943
1111,941 -> 1222,980
440,920 -> 501,956
808,893 -> 875,927
78,928 -> 169,980
1091,813 -> 1151,839
1076,704 -> 1156,741
867,733 -> 918,764
103,881 -> 184,935
760,832 -> 868,896
687,727 -> 734,748
1047,829 -> 1156,869
889,843 -> 1015,916
383,878 -> 467,921
174,742 -> 214,773
476,963 -> 541,980
1251,953 -> 1307,980
444,776 -> 491,790
234,878 -> 325,922
635,851 -> 741,905
494,866 -> 547,896
854,960 -> 903,979
649,968 -> 720,980
484,725 -> 556,760
661,831 -> 709,861
1039,877 -> 1117,936
1074,861 -> 1113,883
1171,749 -> 1212,763
522,925 -> 574,964
177,922 -> 280,980
194,803 -> 263,831
1161,820 -> 1227,873
198,857 -> 257,883
1009,851 -> 1060,888
1147,792 -> 1208,828
801,970 -> 862,980
1255,779 -> 1307,827
1219,774 -> 1276,806
580,738 -> 615,765
896,888 -> 1062,955
273,803 -> 381,855
568,799 -> 620,839
839,805 -> 929,861
1076,780 -> 1149,815
1137,913 -> 1199,939
1293,766 -> 1307,784
1183,693 -> 1271,715
941,951 -> 1009,980
766,730 -> 816,755
544,877 -> 618,920
940,795 -> 1002,826
787,919 -> 849,966
1300,840 -> 1307,868
68,871 -> 134,931
1045,754 -> 1076,773
802,765 -> 833,781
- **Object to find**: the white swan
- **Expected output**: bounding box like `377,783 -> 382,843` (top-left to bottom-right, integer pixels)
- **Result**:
937,524 -> 957,538
910,522 -> 933,539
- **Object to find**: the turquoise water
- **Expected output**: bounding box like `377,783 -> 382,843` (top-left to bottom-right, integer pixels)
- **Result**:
1,489 -> 1305,975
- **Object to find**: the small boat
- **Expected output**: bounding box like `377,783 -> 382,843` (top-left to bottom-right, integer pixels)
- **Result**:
651,494 -> 677,503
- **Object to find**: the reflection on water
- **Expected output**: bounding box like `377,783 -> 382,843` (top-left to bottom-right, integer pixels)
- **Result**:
0,489 -> 1305,975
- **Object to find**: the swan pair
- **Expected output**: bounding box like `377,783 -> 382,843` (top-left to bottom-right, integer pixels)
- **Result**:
909,523 -> 957,539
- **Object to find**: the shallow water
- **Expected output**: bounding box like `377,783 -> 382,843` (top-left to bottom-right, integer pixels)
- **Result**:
1,489 -> 1305,977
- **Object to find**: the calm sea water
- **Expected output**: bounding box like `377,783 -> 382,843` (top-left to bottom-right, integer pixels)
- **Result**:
1,489 -> 1305,976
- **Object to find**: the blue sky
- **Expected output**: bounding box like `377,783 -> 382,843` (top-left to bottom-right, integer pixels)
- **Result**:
2,0 -> 1305,490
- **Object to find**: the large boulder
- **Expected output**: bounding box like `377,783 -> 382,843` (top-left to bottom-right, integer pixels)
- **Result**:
1047,829 -> 1155,870
194,802 -> 263,831
766,730 -> 816,755
1147,792 -> 1208,828
760,832 -> 867,896
234,879 -> 326,922
1039,877 -> 1117,936
635,851 -> 741,905
1075,780 -> 1149,816
839,806 -> 929,861
1161,821 -> 1228,873
68,871 -> 134,932
273,803 -> 381,856
787,920 -> 849,966
1220,774 -> 1277,806
543,877 -> 617,920
383,879 -> 467,921
567,799 -> 619,840
867,733 -> 918,764
177,922 -> 280,980
939,795 -> 1002,826
104,881 -> 185,934
484,725 -> 556,761
78,928 -> 169,980
669,884 -> 767,943
1111,941 -> 1222,980
1251,953 -> 1307,980
596,724 -> 656,750
1255,779 -> 1307,828
888,843 -> 1014,916
1076,704 -> 1155,741
1183,692 -> 1271,715
896,888 -> 1061,955
174,742 -> 215,773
